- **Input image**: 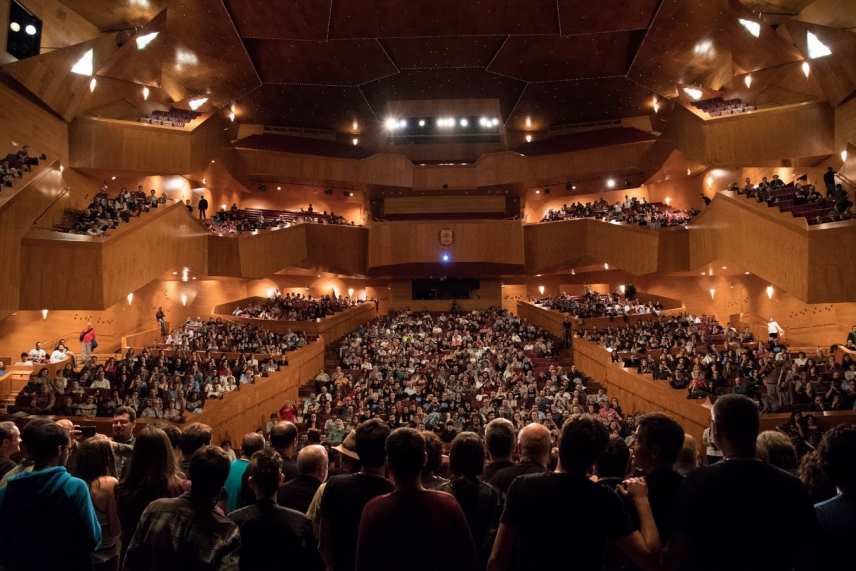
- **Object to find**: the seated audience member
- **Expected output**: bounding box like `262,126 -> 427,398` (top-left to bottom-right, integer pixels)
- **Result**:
756,430 -> 798,473
0,422 -> 102,571
28,341 -> 47,363
318,419 -> 394,571
123,446 -> 239,571
664,394 -> 818,571
225,432 -> 266,514
483,419 -> 516,481
229,449 -> 324,571
488,415 -> 661,571
814,424 -> 856,569
277,444 -> 328,514
439,432 -> 506,570
0,422 -> 22,480
356,428 -> 480,571
488,423 -> 551,493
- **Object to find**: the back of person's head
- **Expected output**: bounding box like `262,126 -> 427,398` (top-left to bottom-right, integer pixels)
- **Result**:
595,436 -> 631,479
74,436 -> 117,486
386,428 -> 425,479
241,432 -> 266,458
675,434 -> 699,472
180,422 -> 212,458
449,431 -> 486,479
153,422 -> 182,451
798,450 -> 837,504
421,431 -> 444,475
269,421 -> 298,450
818,423 -> 856,492
189,445 -> 231,501
297,444 -> 328,479
558,415 -> 609,475
31,422 -> 69,466
636,412 -> 685,466
484,418 -> 515,460
118,426 -> 179,499
756,430 -> 798,471
0,421 -> 17,451
19,418 -> 52,461
248,448 -> 282,497
712,394 -> 759,450
355,418 -> 391,468
518,423 -> 552,464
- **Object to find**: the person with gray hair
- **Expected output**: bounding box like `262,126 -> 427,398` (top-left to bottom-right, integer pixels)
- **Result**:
756,430 -> 798,473
0,421 -> 21,480
488,423 -> 551,493
277,445 -> 328,514
483,418 -> 515,481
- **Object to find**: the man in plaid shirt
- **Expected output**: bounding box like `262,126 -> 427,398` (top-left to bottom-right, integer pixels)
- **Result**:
124,446 -> 240,571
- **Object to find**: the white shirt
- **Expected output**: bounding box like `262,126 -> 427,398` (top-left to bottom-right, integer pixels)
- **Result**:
50,350 -> 67,364
703,427 -> 722,457
767,321 -> 784,334
28,349 -> 46,362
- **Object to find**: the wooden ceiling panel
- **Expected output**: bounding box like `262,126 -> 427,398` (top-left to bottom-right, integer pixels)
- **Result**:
223,0 -> 331,40
59,0 -> 168,31
328,0 -> 560,38
509,78 -> 653,126
798,0 -> 856,30
783,20 -> 856,106
244,39 -> 397,85
488,31 -> 647,82
360,69 -> 526,119
162,0 -> 261,107
97,9 -> 168,87
557,0 -> 661,34
726,60 -> 826,106
233,84 -> 376,131
380,37 -> 507,69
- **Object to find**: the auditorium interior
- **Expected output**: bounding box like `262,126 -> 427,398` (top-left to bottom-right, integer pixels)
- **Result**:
0,0 -> 856,545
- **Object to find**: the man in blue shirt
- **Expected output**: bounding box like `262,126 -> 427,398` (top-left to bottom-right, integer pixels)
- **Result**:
224,432 -> 265,513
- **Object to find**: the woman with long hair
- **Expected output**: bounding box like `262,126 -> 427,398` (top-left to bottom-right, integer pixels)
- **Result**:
113,427 -> 183,563
75,436 -> 121,571
438,432 -> 505,570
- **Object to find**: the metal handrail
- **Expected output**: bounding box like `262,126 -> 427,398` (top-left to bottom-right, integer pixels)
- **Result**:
32,186 -> 71,228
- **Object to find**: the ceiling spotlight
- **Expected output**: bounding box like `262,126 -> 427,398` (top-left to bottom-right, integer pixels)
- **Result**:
399,119 -> 407,128
25,24 -> 36,36
460,119 -> 468,127
188,97 -> 208,110
385,118 -> 397,130
419,119 -> 425,126
535,190 -> 540,194
353,138 -> 358,145
142,87 -> 149,100
135,32 -> 159,50
352,121 -> 358,130
606,179 -> 615,188
842,150 -> 848,162
492,118 -> 499,126
9,22 -> 20,32
525,117 -> 531,127
682,87 -> 702,100
525,135 -> 532,142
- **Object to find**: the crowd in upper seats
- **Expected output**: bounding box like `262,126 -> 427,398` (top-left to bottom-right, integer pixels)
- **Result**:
163,317 -> 308,355
540,195 -> 699,227
231,293 -> 360,321
64,186 -> 169,236
532,287 -> 665,320
730,172 -> 854,222
1,145 -> 44,192
205,203 -> 354,235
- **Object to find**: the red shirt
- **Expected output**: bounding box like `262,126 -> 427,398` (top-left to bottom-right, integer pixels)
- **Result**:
356,489 -> 479,571
81,328 -> 96,343
279,403 -> 297,422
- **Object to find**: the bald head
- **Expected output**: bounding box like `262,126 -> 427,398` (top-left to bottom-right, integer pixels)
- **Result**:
675,433 -> 699,473
519,423 -> 553,467
55,419 -> 75,447
297,444 -> 329,483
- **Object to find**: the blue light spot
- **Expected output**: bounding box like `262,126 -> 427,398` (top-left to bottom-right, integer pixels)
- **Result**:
442,254 -> 450,262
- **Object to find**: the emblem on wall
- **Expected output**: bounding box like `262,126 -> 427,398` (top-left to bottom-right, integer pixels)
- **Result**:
438,228 -> 454,246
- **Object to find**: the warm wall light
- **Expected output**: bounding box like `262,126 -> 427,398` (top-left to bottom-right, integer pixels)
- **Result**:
802,62 -> 810,77
710,288 -> 715,299
525,117 -> 531,127
221,204 -> 226,210
744,75 -> 752,88
267,288 -> 274,298
348,288 -> 354,297
842,150 -> 848,162
229,111 -> 235,121
188,97 -> 208,111
142,87 -> 149,100
181,294 -> 187,306
807,31 -> 832,59
665,197 -> 671,205
707,176 -> 713,187
766,285 -> 774,299
59,165 -> 64,172
42,309 -> 48,320
353,138 -> 358,146
619,285 -> 626,294
127,293 -> 133,305
538,286 -> 545,295
604,263 -> 609,269
89,78 -> 97,92
135,32 -> 159,50
525,135 -> 532,142
682,87 -> 702,100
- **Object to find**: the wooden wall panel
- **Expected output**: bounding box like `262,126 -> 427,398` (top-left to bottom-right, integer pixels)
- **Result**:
236,226 -> 308,278
369,221 -> 524,269
384,195 -> 505,215
304,225 -> 369,276
585,221 -> 662,275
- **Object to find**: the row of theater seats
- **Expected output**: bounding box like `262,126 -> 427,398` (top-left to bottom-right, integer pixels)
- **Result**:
205,207 -> 351,234
769,188 -> 840,225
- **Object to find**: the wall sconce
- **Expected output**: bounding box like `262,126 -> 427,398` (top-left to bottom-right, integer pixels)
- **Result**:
127,293 -> 134,305
42,309 -> 48,320
709,288 -> 715,299
181,294 -> 187,306
604,263 -> 609,269
619,285 -> 625,294
348,288 -> 354,297
539,286 -> 545,295
766,285 -> 774,299
665,197 -> 671,205
267,288 -> 274,298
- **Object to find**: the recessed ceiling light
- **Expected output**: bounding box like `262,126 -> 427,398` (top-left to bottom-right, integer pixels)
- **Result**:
683,87 -> 702,100
738,19 -> 761,38
24,24 -> 36,36
71,49 -> 94,76
135,32 -> 159,50
9,22 -> 20,32
807,31 -> 832,59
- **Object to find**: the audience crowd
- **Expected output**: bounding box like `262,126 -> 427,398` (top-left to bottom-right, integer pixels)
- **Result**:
231,293 -> 362,322
1,144 -> 44,192
540,195 -> 699,228
205,204 -> 354,235
63,186 -> 170,236
532,287 -> 665,320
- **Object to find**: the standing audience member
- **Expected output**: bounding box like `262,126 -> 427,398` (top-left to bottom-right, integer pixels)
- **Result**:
483,419 -> 515,481
229,449 -> 324,571
225,432 -> 265,513
81,322 -> 97,362
0,422 -> 102,571
178,422 -> 212,475
156,307 -> 166,336
277,444 -> 328,513
110,406 -> 136,479
0,421 -> 21,479
665,394 -> 818,571
0,419 -> 53,488
814,423 -> 856,569
439,431 -> 506,570
488,423 -> 551,493
488,415 -> 662,571
124,446 -> 240,571
76,435 -> 122,571
198,196 -> 208,221
356,428 -> 480,571
318,418 -> 394,571
269,421 -> 300,482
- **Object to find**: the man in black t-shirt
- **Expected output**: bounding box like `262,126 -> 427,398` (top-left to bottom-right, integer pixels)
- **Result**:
488,423 -> 550,493
824,166 -> 836,196
318,419 -> 393,571
488,415 -> 661,571
664,394 -> 818,571
483,419 -> 515,482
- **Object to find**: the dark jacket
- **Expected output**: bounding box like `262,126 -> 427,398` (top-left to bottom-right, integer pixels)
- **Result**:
438,477 -> 505,570
276,474 -> 322,514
